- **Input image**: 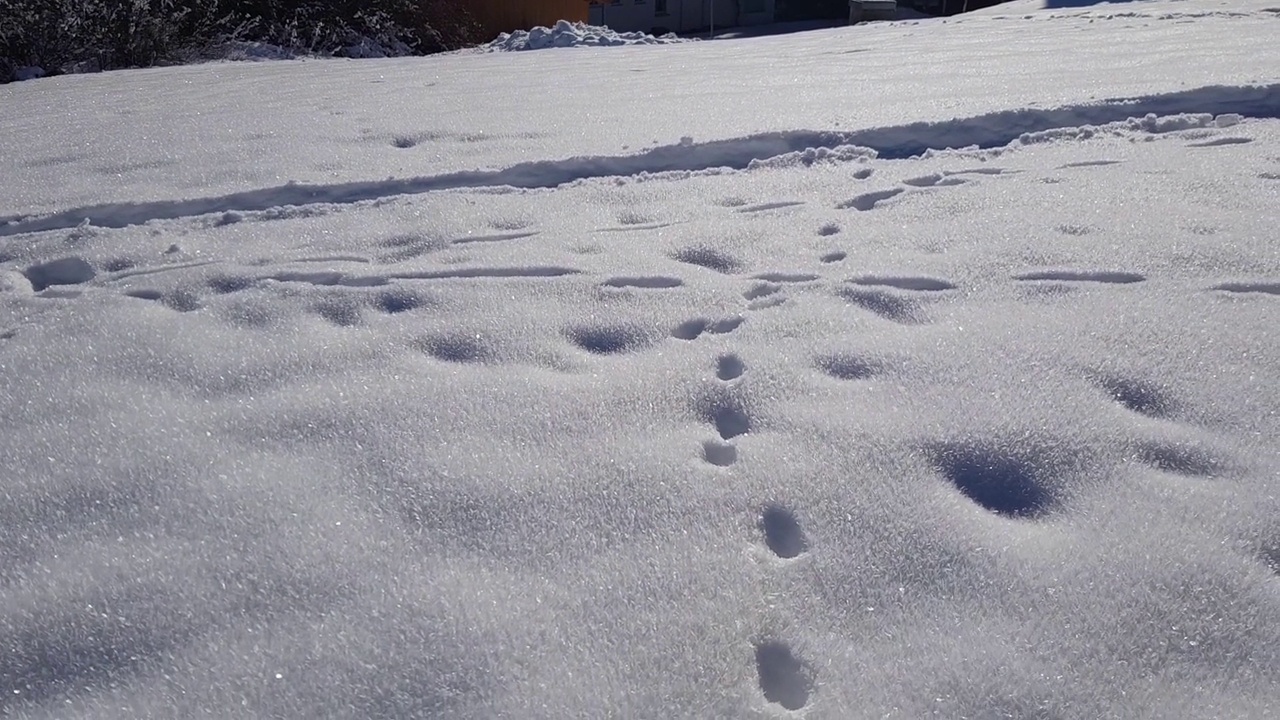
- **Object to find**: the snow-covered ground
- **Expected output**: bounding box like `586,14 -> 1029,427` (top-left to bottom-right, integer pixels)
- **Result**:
1,0 -> 1278,716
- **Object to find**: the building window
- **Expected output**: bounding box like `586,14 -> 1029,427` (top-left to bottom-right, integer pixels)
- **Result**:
655,0 -> 668,15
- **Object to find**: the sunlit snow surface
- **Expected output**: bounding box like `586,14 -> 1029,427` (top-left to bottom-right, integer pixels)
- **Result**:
1,0 -> 1279,717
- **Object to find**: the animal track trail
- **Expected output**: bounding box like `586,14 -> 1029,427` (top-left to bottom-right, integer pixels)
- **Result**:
837,167 -> 997,212
698,357 -> 747,468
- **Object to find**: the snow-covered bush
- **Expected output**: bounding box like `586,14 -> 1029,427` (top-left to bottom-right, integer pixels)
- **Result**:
0,0 -> 485,83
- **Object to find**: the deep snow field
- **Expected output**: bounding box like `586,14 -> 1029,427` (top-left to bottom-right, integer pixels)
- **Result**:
1,0 -> 1279,717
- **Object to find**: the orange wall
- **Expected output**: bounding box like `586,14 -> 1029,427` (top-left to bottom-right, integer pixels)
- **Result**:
470,0 -> 590,35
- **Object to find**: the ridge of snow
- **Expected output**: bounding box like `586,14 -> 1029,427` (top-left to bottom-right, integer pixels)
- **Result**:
486,19 -> 690,52
3,82 -> 1276,236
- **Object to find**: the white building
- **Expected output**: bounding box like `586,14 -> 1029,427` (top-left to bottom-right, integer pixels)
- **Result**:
587,0 -> 776,35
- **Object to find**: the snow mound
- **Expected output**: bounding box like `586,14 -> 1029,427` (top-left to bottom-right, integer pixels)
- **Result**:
486,20 -> 690,52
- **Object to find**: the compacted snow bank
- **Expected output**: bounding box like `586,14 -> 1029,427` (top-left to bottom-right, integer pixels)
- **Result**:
485,20 -> 689,51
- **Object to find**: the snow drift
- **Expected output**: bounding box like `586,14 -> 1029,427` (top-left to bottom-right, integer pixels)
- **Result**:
486,19 -> 689,51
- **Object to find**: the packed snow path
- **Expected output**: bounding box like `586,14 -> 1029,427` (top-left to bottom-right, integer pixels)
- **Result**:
1,1 -> 1278,717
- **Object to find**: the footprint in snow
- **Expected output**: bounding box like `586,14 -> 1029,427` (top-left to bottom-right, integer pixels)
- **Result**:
671,246 -> 744,274
24,256 -> 96,292
1093,372 -> 1178,419
755,640 -> 813,711
846,275 -> 957,292
567,322 -> 657,355
902,173 -> 968,188
752,272 -> 819,284
944,167 -> 1010,177
737,201 -> 805,214
451,231 -> 540,246
837,287 -> 926,324
417,333 -> 493,364
760,505 -> 808,559
743,282 -> 785,310
602,276 -> 684,289
1133,441 -> 1227,478
1059,160 -> 1124,169
929,441 -> 1062,520
836,275 -> 957,324
816,353 -> 882,381
837,188 -> 904,211
702,440 -> 737,467
1212,281 -> 1279,295
314,296 -> 363,327
1014,270 -> 1145,284
671,316 -> 744,341
716,353 -> 746,381
1187,137 -> 1253,148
